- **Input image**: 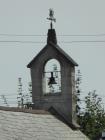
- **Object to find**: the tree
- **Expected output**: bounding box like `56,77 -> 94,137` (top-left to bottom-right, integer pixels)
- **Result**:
17,77 -> 24,108
78,90 -> 105,140
75,70 -> 82,116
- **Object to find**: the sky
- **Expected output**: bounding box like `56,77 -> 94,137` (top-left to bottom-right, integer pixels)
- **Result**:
0,0 -> 105,106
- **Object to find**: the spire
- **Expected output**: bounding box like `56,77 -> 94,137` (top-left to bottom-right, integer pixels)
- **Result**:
47,9 -> 57,45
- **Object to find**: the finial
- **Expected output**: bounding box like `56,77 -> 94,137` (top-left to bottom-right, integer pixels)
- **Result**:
47,9 -> 56,29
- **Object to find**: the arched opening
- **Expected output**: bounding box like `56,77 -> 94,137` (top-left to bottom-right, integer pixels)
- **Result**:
43,59 -> 61,95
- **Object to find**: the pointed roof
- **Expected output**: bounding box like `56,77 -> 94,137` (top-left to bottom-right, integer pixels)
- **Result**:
27,42 -> 78,68
27,28 -> 78,68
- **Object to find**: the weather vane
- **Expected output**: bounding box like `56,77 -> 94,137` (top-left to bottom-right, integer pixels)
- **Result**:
47,9 -> 56,29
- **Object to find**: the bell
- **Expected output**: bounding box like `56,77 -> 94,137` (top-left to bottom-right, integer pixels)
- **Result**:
48,72 -> 57,85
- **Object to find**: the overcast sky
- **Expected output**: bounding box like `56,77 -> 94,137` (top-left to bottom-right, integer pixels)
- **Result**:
0,0 -> 105,106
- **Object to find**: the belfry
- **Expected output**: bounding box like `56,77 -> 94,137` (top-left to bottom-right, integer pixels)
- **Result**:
27,9 -> 78,128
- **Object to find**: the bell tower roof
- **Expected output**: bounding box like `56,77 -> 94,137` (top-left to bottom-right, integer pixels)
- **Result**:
27,8 -> 78,68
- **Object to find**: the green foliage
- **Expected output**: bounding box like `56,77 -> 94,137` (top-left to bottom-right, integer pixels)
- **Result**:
78,90 -> 105,140
75,70 -> 81,116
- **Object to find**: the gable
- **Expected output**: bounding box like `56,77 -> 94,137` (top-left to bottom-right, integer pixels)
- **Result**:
27,42 -> 78,68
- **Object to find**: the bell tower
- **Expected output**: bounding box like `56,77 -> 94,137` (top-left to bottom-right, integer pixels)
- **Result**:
27,9 -> 78,128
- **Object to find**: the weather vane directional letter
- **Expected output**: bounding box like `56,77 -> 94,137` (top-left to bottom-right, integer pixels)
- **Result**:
47,9 -> 56,29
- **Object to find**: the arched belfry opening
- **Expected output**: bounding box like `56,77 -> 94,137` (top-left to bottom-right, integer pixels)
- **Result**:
43,59 -> 61,95
27,9 -> 79,127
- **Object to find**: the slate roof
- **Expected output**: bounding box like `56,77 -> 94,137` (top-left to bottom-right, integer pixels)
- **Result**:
0,107 -> 89,140
27,42 -> 78,68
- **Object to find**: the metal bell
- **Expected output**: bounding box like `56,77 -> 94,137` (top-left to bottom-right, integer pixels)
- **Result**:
48,72 -> 57,85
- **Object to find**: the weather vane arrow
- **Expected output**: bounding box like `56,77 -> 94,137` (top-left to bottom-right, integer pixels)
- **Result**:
47,9 -> 56,29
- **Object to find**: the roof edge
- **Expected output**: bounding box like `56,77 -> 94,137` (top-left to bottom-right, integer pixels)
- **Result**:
27,45 -> 48,68
49,42 -> 78,66
0,106 -> 50,114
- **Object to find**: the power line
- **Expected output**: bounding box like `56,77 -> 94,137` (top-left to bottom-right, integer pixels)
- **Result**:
58,34 -> 105,37
0,34 -> 46,37
0,93 -> 28,96
0,40 -> 105,44
0,41 -> 45,43
0,94 -> 17,96
60,40 -> 105,43
0,33 -> 105,37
